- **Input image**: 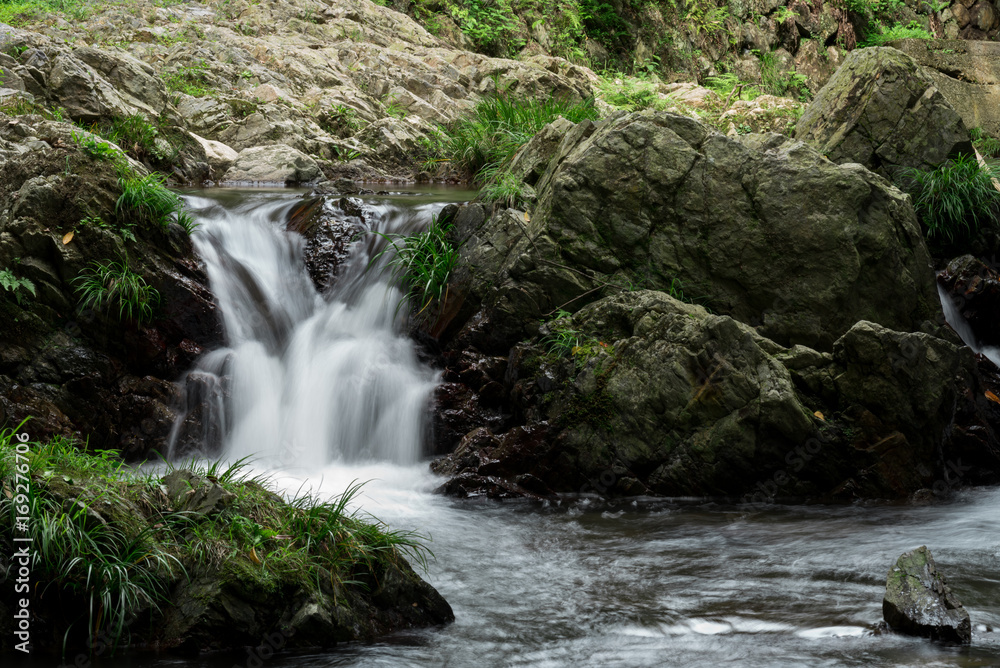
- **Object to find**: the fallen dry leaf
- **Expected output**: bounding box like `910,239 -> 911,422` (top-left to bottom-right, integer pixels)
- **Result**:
62,230 -> 74,245
813,411 -> 825,420
986,390 -> 1000,405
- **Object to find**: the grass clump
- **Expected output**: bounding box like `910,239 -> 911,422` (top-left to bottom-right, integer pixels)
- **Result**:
860,20 -> 934,46
971,127 -> 1000,158
0,435 -> 433,652
436,91 -> 599,181
0,0 -> 96,26
74,258 -> 160,324
116,168 -> 197,233
374,215 -> 459,315
541,309 -> 613,369
90,114 -> 174,164
900,154 -> 1000,244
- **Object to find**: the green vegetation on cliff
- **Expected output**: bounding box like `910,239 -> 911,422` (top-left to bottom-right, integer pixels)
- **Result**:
900,154 -> 1000,245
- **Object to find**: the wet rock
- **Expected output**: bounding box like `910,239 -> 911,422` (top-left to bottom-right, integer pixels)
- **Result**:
796,47 -> 973,177
223,144 -> 323,185
883,546 -> 972,644
295,197 -> 364,293
937,255 -> 1000,348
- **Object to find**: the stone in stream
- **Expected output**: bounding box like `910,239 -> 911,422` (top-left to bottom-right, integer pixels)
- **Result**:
882,546 -> 972,644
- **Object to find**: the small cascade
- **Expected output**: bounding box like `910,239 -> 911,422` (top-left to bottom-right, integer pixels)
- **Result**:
168,191 -> 446,469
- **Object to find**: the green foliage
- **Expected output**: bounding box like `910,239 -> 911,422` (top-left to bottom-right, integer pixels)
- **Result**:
449,0 -> 524,57
900,154 -> 1000,244
860,20 -> 933,46
437,91 -> 599,180
0,0 -> 96,25
971,127 -> 1000,157
80,214 -> 137,243
0,267 -> 35,305
73,131 -> 122,161
90,114 -> 174,163
116,168 -> 197,232
541,309 -> 613,368
479,170 -> 528,208
759,52 -> 812,101
164,60 -> 210,97
317,103 -> 364,138
597,75 -> 660,111
373,215 -> 459,315
0,435 -> 181,651
74,258 -> 160,324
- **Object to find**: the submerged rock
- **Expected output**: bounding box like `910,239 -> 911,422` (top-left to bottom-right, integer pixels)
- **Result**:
883,546 -> 972,644
795,47 -> 973,176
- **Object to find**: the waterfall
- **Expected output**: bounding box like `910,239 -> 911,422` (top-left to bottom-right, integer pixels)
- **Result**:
167,191 -> 444,470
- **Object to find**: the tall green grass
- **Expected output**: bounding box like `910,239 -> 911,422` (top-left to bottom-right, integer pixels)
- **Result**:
437,92 -> 599,181
373,215 -> 459,315
115,168 -> 197,233
900,154 -> 1000,244
73,258 -> 160,324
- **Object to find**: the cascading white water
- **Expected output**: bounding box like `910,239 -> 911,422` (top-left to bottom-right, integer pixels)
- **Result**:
168,191 -> 443,470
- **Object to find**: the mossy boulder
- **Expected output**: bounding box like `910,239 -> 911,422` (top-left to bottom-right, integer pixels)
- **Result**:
883,546 -> 971,644
432,291 -> 1000,499
795,47 -> 974,177
0,446 -> 453,655
447,111 -> 941,353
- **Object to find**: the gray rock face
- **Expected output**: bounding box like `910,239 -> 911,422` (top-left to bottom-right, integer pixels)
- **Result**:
223,144 -> 323,184
451,111 -> 941,352
891,38 -> 1000,140
795,47 -> 973,176
883,546 -> 972,644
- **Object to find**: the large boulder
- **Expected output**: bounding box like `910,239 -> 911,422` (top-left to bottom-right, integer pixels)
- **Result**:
891,38 -> 1000,140
447,111 -> 942,352
883,546 -> 972,644
432,291 -> 1000,499
223,144 -> 323,185
795,47 -> 973,176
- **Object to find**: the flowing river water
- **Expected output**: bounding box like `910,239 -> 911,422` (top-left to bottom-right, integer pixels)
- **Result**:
78,189 -> 1000,667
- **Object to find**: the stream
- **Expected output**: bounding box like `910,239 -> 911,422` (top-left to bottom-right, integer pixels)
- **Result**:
62,188 -> 1000,667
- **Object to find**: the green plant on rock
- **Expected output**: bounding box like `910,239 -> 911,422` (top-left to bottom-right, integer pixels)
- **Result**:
373,215 -> 459,315
438,90 -> 598,181
91,114 -> 173,163
860,20 -> 933,46
899,154 -> 1000,244
449,0 -> 524,57
164,60 -> 210,98
541,309 -> 613,369
116,167 -> 197,233
971,127 -> 1000,157
0,267 -> 35,305
80,214 -> 137,243
479,170 -> 528,208
73,131 -> 122,161
74,258 -> 160,324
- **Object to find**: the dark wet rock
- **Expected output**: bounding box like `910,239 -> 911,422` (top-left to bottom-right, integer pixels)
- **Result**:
443,111 -> 941,354
293,197 -> 365,293
0,115 -> 221,457
938,255 -> 1000,348
796,47 -> 973,177
883,546 -> 972,644
432,291 -> 1000,500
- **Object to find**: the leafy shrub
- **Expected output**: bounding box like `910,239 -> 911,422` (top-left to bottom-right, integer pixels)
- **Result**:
900,154 -> 1000,243
449,0 -> 524,57
74,259 -> 160,324
0,268 -> 35,305
860,20 -> 933,46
